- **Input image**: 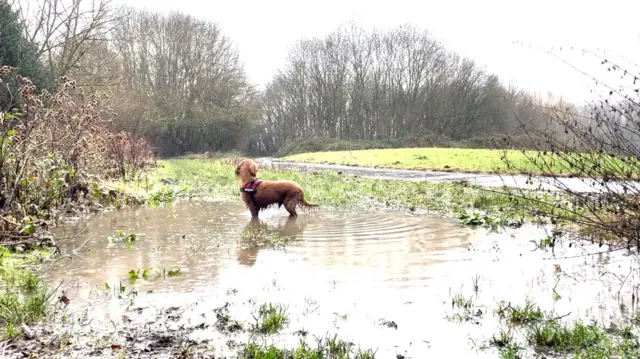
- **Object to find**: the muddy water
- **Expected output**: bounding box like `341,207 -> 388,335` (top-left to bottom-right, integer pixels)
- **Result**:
41,202 -> 639,358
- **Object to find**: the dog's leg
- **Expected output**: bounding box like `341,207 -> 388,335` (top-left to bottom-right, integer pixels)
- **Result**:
283,195 -> 298,217
242,193 -> 260,218
249,205 -> 260,218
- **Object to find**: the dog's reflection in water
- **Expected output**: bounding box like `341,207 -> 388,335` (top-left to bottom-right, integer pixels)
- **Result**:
236,217 -> 308,266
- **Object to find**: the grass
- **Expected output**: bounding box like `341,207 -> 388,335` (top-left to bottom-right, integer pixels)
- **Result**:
528,320 -> 606,351
241,335 -> 376,359
213,303 -> 244,333
156,157 -> 581,228
250,303 -> 289,334
489,299 -> 640,359
495,299 -> 545,324
446,291 -> 484,323
490,330 -> 521,359
283,147 -> 630,177
0,247 -> 51,338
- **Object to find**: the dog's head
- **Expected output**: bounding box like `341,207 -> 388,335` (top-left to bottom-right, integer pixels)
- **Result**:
235,159 -> 258,179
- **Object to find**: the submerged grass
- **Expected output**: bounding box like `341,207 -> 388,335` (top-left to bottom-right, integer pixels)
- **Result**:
157,157 -> 580,227
283,147 -> 629,176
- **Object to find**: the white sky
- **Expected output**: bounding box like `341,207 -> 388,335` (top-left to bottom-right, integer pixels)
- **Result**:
118,0 -> 640,104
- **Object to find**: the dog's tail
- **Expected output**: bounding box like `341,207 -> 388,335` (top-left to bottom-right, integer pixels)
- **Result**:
299,192 -> 319,208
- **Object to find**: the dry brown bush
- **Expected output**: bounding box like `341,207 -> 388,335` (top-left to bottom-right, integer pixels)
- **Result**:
104,131 -> 155,181
0,65 -> 154,244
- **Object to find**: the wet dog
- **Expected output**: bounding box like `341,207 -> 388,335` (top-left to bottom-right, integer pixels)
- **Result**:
235,158 -> 318,218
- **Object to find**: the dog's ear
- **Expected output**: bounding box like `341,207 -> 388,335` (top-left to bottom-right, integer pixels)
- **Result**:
248,162 -> 258,177
235,159 -> 244,177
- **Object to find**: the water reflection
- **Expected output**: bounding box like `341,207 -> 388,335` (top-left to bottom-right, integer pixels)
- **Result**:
237,217 -> 310,266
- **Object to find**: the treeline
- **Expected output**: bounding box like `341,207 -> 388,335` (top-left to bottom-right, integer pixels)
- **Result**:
2,0 -> 573,157
257,24 -> 571,155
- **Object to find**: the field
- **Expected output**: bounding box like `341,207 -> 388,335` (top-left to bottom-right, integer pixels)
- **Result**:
283,147 -> 629,176
153,157 -> 586,229
3,156 -> 633,358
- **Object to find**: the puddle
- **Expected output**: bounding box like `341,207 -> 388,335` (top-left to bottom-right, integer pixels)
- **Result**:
46,202 -> 477,296
32,202 -> 640,358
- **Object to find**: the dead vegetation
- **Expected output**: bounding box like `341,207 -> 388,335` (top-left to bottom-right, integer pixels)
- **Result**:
0,65 -> 155,249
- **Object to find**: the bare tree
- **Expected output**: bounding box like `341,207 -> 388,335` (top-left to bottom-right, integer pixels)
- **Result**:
500,45 -> 640,253
109,8 -> 259,156
13,0 -> 117,77
257,23 -> 560,155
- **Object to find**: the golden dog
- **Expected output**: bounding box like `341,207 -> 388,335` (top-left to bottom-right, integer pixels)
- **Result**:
235,159 -> 318,218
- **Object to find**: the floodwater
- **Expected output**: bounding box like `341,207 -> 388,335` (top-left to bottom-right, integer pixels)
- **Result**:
35,201 -> 640,358
256,157 -> 640,193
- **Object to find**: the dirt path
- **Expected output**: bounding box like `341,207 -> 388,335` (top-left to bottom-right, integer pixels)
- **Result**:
256,157 -> 640,193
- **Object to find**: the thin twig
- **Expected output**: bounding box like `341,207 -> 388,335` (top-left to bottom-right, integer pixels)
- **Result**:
50,254 -> 72,266
617,267 -> 637,296
45,280 -> 64,302
546,312 -> 572,322
72,234 -> 92,254
0,215 -> 20,226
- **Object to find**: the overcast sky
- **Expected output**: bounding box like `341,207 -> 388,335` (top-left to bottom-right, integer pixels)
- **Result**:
118,0 -> 640,104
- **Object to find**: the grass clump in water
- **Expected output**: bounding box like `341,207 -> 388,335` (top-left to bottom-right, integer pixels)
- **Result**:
0,247 -> 50,338
446,291 -> 483,323
491,299 -> 640,358
528,320 -> 608,352
496,299 -> 545,324
241,335 -> 376,359
250,303 -> 289,334
490,329 -> 521,359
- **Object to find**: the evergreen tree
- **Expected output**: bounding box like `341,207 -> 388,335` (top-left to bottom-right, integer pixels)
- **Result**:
0,0 -> 53,108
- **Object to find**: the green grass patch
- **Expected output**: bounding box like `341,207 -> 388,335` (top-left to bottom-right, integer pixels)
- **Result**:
446,291 -> 484,323
241,334 -> 376,359
250,303 -> 289,335
0,247 -> 51,338
490,329 -> 521,359
496,299 -> 545,324
284,147 -> 631,177
156,157 -> 594,231
490,299 -> 640,358
528,320 -> 607,351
